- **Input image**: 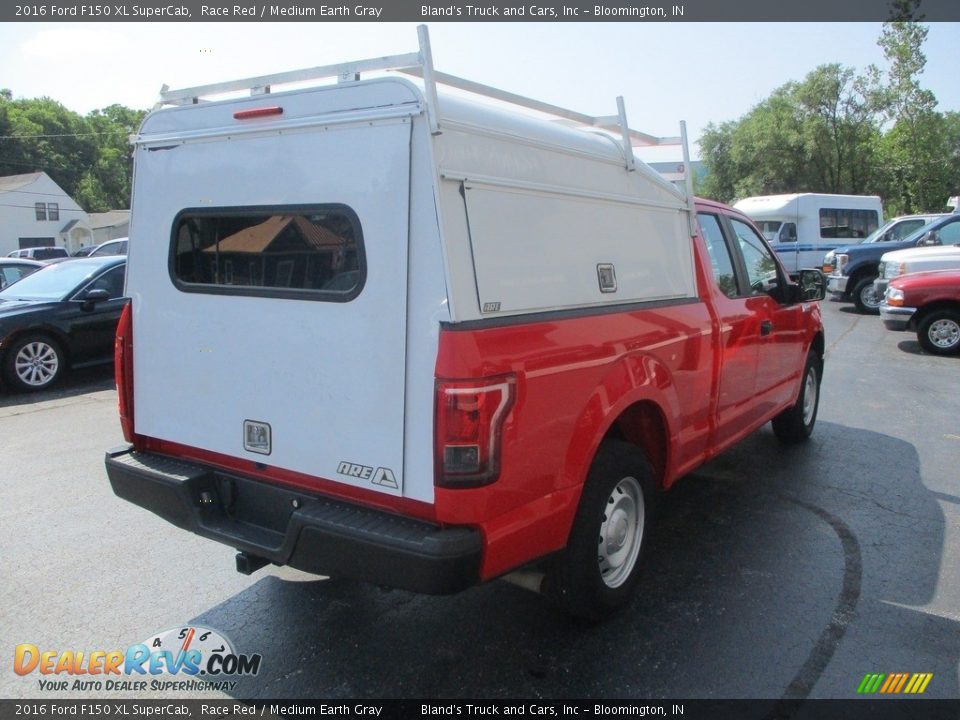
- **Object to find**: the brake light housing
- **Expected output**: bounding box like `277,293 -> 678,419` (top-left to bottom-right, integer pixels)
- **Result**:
115,302 -> 135,443
435,375 -> 516,488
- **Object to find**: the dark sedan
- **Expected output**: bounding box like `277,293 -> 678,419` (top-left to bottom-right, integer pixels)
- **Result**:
0,256 -> 127,392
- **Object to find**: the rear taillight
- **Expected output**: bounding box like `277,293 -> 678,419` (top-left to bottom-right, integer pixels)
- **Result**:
115,302 -> 135,443
435,375 -> 516,488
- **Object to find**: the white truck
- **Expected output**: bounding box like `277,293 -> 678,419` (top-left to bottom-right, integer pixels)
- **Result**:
734,193 -> 883,273
105,27 -> 826,620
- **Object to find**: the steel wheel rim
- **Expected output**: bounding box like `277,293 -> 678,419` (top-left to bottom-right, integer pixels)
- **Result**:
928,319 -> 960,350
598,475 -> 645,589
15,341 -> 59,387
802,366 -> 818,426
860,283 -> 880,310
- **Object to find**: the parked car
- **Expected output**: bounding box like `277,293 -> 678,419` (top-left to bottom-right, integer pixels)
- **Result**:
822,213 -> 949,276
88,238 -> 128,257
105,32 -> 827,622
872,221 -> 960,299
825,213 -> 957,314
7,247 -> 70,261
0,258 -> 44,290
0,256 -> 127,392
72,246 -> 98,257
881,269 -> 960,355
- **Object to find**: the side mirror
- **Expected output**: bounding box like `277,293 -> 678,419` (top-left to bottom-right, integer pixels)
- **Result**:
81,288 -> 111,310
917,230 -> 940,247
797,268 -> 826,302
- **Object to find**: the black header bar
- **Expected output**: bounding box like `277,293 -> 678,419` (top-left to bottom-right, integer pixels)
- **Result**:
5,0 -> 960,22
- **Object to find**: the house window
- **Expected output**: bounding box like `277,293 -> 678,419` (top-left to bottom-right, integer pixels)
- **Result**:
35,203 -> 47,221
170,205 -> 365,302
48,203 -> 59,221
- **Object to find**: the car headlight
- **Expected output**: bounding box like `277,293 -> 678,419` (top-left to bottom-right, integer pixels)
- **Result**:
884,262 -> 904,279
822,251 -> 836,273
885,287 -> 905,306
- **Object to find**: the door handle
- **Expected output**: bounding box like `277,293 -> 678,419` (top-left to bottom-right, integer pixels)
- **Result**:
760,320 -> 774,336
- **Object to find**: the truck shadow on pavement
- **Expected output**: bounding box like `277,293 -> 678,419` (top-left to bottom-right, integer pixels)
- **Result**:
188,422 -> 955,701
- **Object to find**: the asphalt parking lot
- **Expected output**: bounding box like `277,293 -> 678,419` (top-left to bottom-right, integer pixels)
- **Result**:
1,297 -> 958,703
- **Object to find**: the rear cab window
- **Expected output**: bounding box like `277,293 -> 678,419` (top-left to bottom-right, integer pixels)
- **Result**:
170,206 -> 365,301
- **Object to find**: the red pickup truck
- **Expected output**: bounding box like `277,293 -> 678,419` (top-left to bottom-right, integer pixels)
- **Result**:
881,269 -> 960,355
105,35 -> 826,621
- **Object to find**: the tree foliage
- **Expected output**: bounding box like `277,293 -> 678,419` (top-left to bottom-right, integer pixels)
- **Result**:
700,64 -> 880,203
0,92 -> 145,212
700,22 -> 957,214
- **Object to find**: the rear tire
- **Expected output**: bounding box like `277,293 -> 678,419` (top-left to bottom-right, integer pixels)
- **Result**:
3,334 -> 64,392
772,352 -> 820,443
547,440 -> 654,622
917,309 -> 960,356
852,276 -> 881,314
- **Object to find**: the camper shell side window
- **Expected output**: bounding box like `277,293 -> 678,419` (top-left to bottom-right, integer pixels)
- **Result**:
169,205 -> 365,302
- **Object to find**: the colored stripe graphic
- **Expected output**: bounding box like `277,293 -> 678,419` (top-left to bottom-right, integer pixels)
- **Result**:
857,672 -> 932,694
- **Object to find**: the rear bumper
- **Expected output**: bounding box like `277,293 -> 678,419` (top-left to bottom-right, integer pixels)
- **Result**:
105,446 -> 481,595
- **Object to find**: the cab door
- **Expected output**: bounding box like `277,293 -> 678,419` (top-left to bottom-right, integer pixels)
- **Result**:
724,216 -> 807,416
697,212 -> 767,446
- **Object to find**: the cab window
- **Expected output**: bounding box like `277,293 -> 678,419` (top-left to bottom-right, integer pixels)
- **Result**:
697,213 -> 738,299
730,218 -> 779,296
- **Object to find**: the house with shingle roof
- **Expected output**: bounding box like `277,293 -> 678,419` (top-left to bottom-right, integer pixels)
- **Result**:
0,172 -> 94,255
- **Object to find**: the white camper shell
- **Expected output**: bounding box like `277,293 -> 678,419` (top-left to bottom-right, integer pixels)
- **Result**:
123,27 -> 698,510
734,193 -> 883,273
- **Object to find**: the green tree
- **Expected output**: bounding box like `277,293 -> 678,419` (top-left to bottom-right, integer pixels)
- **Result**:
699,65 -> 880,203
79,104 -> 145,212
869,21 -> 950,214
0,92 -> 145,212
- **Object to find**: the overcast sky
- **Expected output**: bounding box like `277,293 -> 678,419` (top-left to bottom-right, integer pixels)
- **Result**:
2,22 -> 958,159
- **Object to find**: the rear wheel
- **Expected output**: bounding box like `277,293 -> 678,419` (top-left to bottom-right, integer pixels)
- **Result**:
852,276 -> 881,314
3,334 -> 64,392
547,440 -> 654,622
772,352 -> 820,443
917,309 -> 960,356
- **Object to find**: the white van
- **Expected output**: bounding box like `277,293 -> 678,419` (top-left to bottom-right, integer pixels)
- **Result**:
734,193 -> 883,273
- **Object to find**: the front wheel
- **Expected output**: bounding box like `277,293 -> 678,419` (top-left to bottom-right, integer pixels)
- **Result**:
853,276 -> 881,314
917,309 -> 960,356
772,352 -> 821,443
547,440 -> 654,622
3,335 -> 64,392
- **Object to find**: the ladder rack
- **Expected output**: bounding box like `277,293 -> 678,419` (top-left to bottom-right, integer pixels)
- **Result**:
156,25 -> 697,222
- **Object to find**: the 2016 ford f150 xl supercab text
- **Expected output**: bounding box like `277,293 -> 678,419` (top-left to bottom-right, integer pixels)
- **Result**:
106,28 -> 826,620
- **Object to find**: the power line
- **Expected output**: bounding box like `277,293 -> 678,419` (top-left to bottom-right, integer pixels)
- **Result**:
0,130 -> 120,139
0,202 -> 86,213
0,186 -> 82,199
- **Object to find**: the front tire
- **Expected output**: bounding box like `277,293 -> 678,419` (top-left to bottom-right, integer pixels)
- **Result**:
3,335 -> 64,392
852,276 -> 881,314
772,352 -> 821,443
917,309 -> 960,356
547,440 -> 654,622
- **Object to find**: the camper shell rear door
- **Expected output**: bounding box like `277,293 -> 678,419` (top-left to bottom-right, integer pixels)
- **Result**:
128,81 -> 420,501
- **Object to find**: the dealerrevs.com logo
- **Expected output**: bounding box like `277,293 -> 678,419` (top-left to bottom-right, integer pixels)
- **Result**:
14,625 -> 262,692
